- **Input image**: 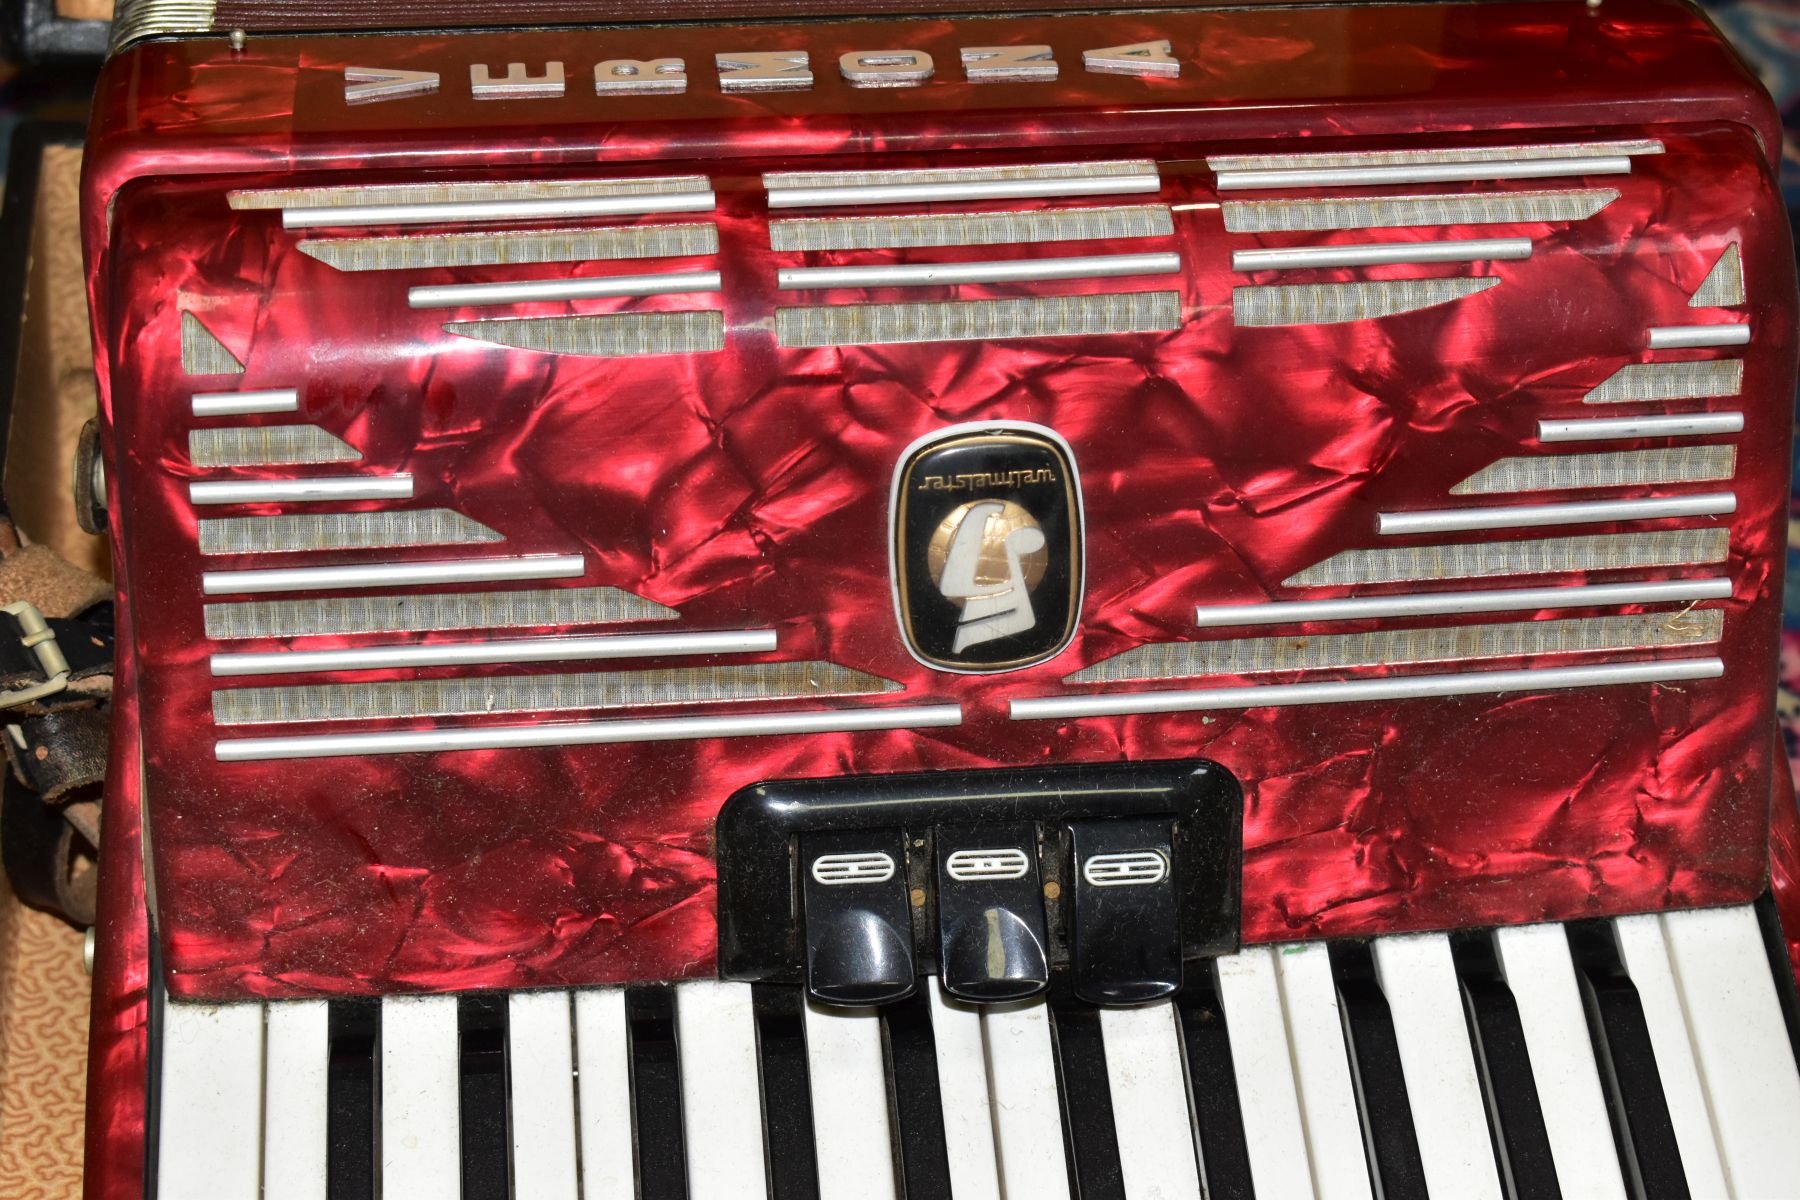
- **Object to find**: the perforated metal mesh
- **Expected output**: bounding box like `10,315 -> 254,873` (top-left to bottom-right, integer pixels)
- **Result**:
1222,189 -> 1619,233
777,291 -> 1180,347
204,586 -> 676,640
1583,360 -> 1744,403
444,311 -> 725,356
765,160 -> 1156,191
211,660 -> 902,724
769,205 -> 1172,252
1233,277 -> 1497,326
1068,611 -> 1722,682
197,509 -> 502,556
180,312 -> 244,376
1689,244 -> 1747,308
1284,528 -> 1730,587
299,224 -> 719,272
1452,447 -> 1738,494
189,425 -> 360,468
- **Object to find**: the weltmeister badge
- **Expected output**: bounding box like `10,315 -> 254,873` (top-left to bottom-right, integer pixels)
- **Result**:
890,424 -> 1084,673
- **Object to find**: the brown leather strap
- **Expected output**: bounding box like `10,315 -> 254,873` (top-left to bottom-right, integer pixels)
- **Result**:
6,707 -> 110,803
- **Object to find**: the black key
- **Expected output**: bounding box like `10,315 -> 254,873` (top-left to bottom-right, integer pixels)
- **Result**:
628,987 -> 689,1200
1330,941 -> 1429,1200
1068,819 -> 1180,1005
1567,922 -> 1689,1200
800,829 -> 916,1005
883,988 -> 953,1199
1174,963 -> 1253,1200
457,994 -> 510,1200
935,824 -> 1049,1002
1452,934 -> 1560,1199
754,985 -> 821,1200
1051,1001 -> 1125,1200
326,1000 -> 378,1200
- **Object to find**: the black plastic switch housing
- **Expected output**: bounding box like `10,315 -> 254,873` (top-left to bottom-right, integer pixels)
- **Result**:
799,828 -> 916,1006
935,823 -> 1050,1002
1069,817 -> 1182,1005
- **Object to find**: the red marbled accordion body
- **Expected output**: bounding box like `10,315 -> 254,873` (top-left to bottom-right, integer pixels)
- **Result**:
79,3 -> 1800,1195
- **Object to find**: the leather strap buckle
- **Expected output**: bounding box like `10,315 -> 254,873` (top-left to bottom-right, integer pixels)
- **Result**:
0,601 -> 71,711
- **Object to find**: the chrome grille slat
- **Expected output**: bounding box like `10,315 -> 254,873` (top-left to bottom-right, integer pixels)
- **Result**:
1231,238 -> 1531,272
776,251 -> 1179,290
1205,139 -> 1664,172
1192,578 -> 1733,628
1010,659 -> 1722,722
215,703 -> 966,761
1214,155 -> 1631,192
230,175 -> 712,210
764,159 -> 1159,207
209,629 -> 779,677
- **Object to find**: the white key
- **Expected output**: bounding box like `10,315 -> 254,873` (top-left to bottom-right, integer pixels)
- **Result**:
1274,944 -> 1375,1200
926,980 -> 1002,1200
804,1000 -> 899,1200
1100,1001 -> 1203,1200
1215,948 -> 1315,1198
1371,933 -> 1503,1200
983,997 -> 1073,1199
157,1001 -> 264,1200
509,991 -> 579,1200
574,990 -> 635,1200
1613,913 -> 1731,1197
263,1000 -> 330,1200
1494,924 -> 1628,1200
1660,905 -> 1800,1198
380,994 -> 462,1200
677,981 -> 769,1199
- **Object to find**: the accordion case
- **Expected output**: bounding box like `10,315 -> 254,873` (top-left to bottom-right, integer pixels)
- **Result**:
75,1 -> 1800,1196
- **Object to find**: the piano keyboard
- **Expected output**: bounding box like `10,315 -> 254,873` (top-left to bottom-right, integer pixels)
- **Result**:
151,905 -> 1800,1200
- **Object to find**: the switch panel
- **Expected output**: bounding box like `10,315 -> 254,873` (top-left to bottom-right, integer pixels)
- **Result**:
717,760 -> 1242,1006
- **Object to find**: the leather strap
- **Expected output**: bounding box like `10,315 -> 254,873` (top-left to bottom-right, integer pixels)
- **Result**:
6,707 -> 110,802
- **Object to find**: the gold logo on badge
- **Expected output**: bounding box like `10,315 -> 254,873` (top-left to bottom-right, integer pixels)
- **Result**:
926,501 -> 1050,653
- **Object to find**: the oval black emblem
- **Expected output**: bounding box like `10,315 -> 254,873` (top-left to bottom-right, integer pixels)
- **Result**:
890,423 -> 1083,673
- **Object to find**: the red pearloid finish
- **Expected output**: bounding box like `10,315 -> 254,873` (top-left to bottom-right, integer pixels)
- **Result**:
82,0 -> 1796,1009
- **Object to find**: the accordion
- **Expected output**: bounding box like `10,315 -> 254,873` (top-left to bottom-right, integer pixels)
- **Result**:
81,1 -> 1800,1197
